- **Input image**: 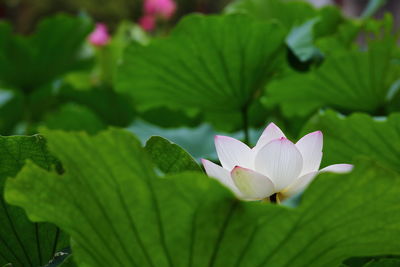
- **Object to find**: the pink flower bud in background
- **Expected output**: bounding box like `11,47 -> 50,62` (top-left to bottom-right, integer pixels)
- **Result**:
88,23 -> 110,47
139,15 -> 156,32
143,0 -> 177,19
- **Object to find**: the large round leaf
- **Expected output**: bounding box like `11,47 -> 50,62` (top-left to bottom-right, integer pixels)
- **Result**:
0,135 -> 68,266
116,14 -> 286,112
225,0 -> 317,28
303,110 -> 400,173
5,129 -> 400,267
265,40 -> 400,117
0,15 -> 92,92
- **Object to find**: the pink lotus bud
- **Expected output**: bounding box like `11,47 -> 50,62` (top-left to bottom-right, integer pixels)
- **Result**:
88,23 -> 110,47
143,0 -> 177,19
139,15 -> 156,32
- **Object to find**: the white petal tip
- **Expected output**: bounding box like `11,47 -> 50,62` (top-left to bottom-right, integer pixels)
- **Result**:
261,122 -> 285,136
214,135 -> 231,140
264,123 -> 283,134
267,122 -> 278,128
201,159 -> 221,172
299,130 -> 323,141
337,164 -> 353,173
214,135 -> 240,145
313,130 -> 323,136
255,123 -> 286,152
320,164 -> 354,174
214,135 -> 253,170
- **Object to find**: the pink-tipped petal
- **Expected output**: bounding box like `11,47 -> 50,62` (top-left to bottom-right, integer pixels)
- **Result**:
231,166 -> 275,200
88,23 -> 110,46
201,159 -> 241,196
144,0 -> 158,14
139,15 -> 156,31
254,123 -> 286,152
320,164 -> 353,173
282,171 -> 318,198
255,138 -> 303,191
144,0 -> 176,19
214,135 -> 253,171
159,0 -> 177,18
296,131 -> 323,176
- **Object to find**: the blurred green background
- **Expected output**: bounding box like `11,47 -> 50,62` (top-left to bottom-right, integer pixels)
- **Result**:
1,0 -> 400,34
0,0 -> 231,33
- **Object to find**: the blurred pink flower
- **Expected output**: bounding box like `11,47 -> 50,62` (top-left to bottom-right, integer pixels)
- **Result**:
143,0 -> 177,19
88,23 -> 110,47
139,15 -> 156,32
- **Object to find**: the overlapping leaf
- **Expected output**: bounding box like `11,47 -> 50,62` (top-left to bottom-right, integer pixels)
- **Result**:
226,0 -> 344,63
225,0 -> 317,28
42,103 -> 106,134
0,15 -> 92,91
0,135 -> 68,266
145,136 -> 201,174
129,120 -> 218,159
303,110 -> 400,172
5,129 -> 400,267
59,86 -> 136,127
265,40 -> 400,117
116,14 -> 286,112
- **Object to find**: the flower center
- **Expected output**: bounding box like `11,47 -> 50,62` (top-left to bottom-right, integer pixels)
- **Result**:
266,192 -> 285,204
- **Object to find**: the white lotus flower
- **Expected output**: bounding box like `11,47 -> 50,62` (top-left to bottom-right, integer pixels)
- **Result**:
201,123 -> 353,202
